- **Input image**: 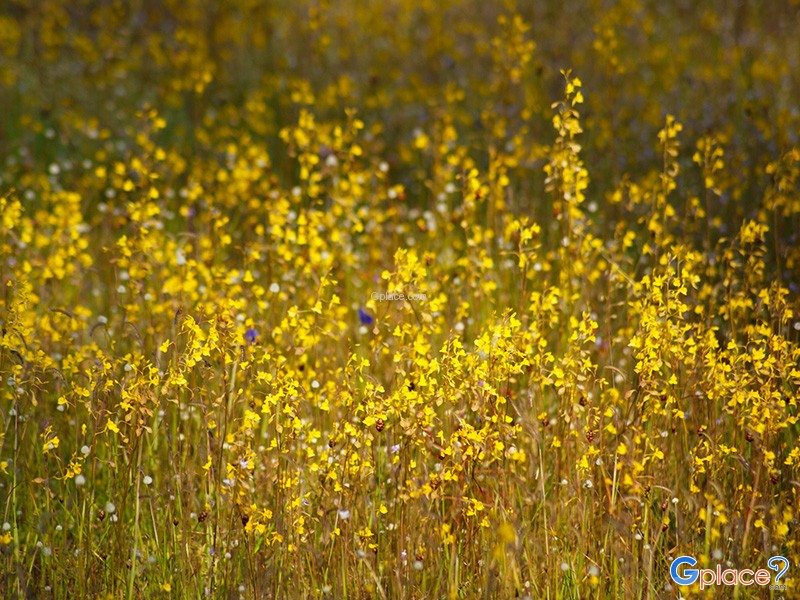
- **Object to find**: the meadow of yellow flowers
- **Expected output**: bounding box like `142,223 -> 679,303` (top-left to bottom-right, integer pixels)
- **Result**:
1,1 -> 799,598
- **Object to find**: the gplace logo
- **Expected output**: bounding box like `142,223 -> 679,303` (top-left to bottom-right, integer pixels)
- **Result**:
670,555 -> 790,591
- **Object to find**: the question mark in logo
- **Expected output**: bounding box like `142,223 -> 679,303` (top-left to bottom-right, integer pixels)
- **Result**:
767,556 -> 789,584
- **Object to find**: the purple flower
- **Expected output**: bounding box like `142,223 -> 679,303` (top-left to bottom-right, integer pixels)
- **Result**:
245,328 -> 258,344
358,308 -> 374,326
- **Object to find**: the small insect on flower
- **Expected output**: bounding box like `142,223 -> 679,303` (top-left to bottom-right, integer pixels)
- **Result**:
358,308 -> 374,326
245,328 -> 258,344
